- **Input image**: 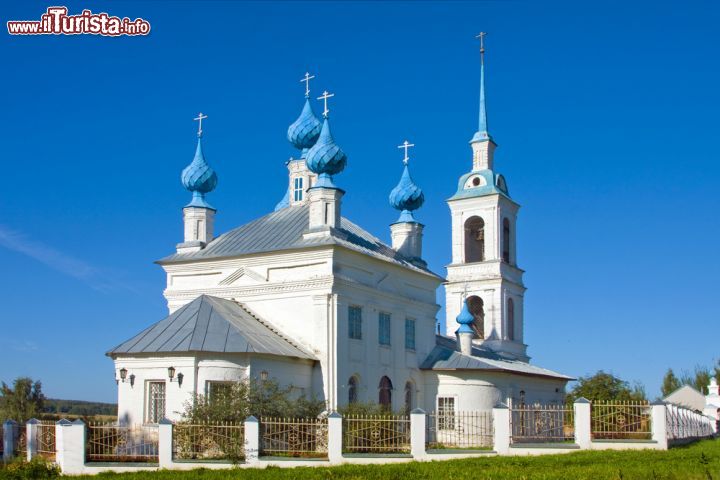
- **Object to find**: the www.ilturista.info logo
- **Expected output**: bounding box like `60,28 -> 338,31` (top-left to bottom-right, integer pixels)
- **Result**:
7,7 -> 151,36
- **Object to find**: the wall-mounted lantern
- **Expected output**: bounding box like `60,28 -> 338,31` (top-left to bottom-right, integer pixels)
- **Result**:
168,366 -> 176,382
129,374 -> 136,387
119,368 -> 128,383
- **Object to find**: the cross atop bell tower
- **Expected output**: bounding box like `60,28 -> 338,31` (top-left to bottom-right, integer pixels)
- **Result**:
444,33 -> 527,362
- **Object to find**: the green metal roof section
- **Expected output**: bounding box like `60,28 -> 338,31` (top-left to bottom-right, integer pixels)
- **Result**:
107,295 -> 315,359
158,204 -> 442,279
421,335 -> 574,381
447,169 -> 511,201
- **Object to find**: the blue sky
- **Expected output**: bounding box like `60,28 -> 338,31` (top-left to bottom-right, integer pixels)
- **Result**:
1,1 -> 718,403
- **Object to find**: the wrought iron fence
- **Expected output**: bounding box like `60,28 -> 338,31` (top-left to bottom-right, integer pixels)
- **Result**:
426,410 -> 493,449
36,421 -> 56,460
591,401 -> 651,440
260,417 -> 328,457
172,422 -> 245,462
343,414 -> 410,454
86,423 -> 159,462
510,404 -> 575,443
665,405 -> 714,441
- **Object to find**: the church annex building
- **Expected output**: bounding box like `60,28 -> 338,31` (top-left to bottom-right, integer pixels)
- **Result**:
107,43 -> 572,425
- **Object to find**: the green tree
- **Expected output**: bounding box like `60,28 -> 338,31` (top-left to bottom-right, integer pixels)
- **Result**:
0,377 -> 46,422
180,378 -> 325,423
565,371 -> 646,404
660,369 -> 681,396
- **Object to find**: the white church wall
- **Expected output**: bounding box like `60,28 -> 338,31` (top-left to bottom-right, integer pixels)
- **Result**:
114,354 -> 315,424
333,248 -> 440,411
248,355 -> 315,396
114,356 -> 196,425
423,371 -> 566,412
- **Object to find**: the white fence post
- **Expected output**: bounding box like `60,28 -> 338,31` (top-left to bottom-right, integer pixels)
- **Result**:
54,419 -> 70,467
327,412 -> 343,464
26,419 -> 39,461
244,416 -> 259,464
651,402 -> 668,450
573,397 -> 592,449
57,420 -> 85,475
3,420 -> 17,462
158,419 -> 173,468
492,404 -> 510,454
410,408 -> 426,459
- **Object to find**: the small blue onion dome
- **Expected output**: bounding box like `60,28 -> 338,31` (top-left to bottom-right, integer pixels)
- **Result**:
389,164 -> 424,223
181,138 -> 217,209
305,118 -> 347,188
456,299 -> 475,334
287,99 -> 322,154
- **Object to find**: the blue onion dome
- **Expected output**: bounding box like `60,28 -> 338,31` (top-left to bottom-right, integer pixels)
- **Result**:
389,164 -> 424,223
305,118 -> 347,188
181,138 -> 217,209
456,299 -> 475,334
287,99 -> 322,154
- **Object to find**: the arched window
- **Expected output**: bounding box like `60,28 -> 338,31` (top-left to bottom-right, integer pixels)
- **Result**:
466,295 -> 485,339
348,376 -> 359,404
502,218 -> 511,263
507,298 -> 515,341
464,216 -> 485,263
379,376 -> 393,409
404,381 -> 415,412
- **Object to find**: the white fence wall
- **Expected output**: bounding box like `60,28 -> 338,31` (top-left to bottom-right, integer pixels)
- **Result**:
2,403 -> 716,475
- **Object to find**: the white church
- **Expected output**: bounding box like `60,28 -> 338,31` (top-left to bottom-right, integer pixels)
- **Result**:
107,41 -> 572,425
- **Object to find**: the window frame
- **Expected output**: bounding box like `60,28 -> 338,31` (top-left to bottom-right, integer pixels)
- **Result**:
145,380 -> 166,425
404,318 -> 416,351
293,176 -> 304,202
378,312 -> 391,346
436,395 -> 458,431
348,305 -> 363,340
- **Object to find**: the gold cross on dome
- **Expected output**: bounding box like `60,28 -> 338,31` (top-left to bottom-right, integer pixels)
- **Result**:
193,112 -> 208,138
317,90 -> 335,118
300,72 -> 315,98
397,140 -> 415,165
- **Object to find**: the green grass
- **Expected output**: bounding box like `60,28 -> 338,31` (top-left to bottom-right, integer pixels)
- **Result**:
75,438 -> 720,480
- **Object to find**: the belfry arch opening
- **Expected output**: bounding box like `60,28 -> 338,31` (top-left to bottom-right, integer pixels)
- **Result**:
464,216 -> 485,263
502,217 -> 511,263
466,295 -> 485,339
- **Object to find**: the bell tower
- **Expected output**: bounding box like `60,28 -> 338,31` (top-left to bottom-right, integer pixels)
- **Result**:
444,34 -> 528,361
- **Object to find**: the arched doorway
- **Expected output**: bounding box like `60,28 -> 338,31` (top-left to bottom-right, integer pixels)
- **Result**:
378,376 -> 393,409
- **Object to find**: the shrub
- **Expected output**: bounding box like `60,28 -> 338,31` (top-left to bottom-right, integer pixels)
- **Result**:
0,458 -> 60,480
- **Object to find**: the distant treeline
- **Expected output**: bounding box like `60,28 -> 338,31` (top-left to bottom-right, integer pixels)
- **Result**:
43,398 -> 117,416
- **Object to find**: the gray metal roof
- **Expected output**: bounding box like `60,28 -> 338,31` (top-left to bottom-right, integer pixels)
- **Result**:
420,336 -> 574,380
107,295 -> 315,359
158,204 -> 441,278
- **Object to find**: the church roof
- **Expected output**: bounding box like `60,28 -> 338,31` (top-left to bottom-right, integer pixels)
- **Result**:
158,204 -> 441,278
106,295 -> 315,359
420,335 -> 573,380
